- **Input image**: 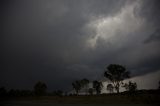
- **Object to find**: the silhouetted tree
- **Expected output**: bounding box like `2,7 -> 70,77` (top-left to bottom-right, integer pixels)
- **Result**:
57,90 -> 63,96
52,90 -> 63,96
8,89 -> 14,96
104,64 -> 130,93
7,89 -> 33,97
80,78 -> 89,95
107,84 -> 114,93
88,88 -> 93,95
72,80 -> 81,95
93,80 -> 103,95
159,81 -> 160,89
8,89 -> 18,96
123,81 -> 137,94
20,90 -> 33,96
158,81 -> 160,94
0,87 -> 7,97
64,91 -> 68,96
34,81 -> 47,96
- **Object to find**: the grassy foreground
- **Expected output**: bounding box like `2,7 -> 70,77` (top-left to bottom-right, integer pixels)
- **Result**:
1,93 -> 160,104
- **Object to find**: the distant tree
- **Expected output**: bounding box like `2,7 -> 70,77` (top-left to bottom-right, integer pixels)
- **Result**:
159,81 -> 160,90
7,89 -> 33,97
123,81 -> 137,93
158,81 -> 160,94
104,64 -> 130,93
107,84 -> 114,93
34,81 -> 47,96
64,91 -> 68,96
14,89 -> 21,96
72,80 -> 81,95
8,89 -> 17,96
93,80 -> 103,95
80,78 -> 89,95
0,87 -> 7,97
88,88 -> 93,95
52,90 -> 63,96
20,90 -> 33,96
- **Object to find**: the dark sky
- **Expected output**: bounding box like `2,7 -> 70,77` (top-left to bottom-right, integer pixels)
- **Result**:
1,0 -> 160,91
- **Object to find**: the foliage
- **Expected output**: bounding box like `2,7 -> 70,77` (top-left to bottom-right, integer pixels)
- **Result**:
80,78 -> 89,95
123,81 -> 137,94
0,87 -> 7,97
104,64 -> 130,93
7,89 -> 33,97
52,90 -> 63,96
72,80 -> 81,95
159,81 -> 160,89
88,88 -> 94,95
34,81 -> 47,96
93,80 -> 103,95
107,84 -> 114,93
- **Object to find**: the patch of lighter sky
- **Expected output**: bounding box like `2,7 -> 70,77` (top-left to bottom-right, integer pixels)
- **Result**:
101,70 -> 160,93
68,70 -> 160,94
87,1 -> 144,49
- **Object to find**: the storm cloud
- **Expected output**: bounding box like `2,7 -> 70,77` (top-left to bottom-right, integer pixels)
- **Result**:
1,0 -> 160,91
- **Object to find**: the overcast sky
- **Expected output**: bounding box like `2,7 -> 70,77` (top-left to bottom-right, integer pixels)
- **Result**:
1,0 -> 160,91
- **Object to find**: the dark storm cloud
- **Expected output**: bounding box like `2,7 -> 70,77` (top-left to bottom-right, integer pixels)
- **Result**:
87,0 -> 160,76
144,29 -> 160,43
136,0 -> 160,44
1,0 -> 160,90
135,0 -> 160,27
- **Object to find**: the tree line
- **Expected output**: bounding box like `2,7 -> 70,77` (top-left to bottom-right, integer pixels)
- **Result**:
72,64 -> 137,95
0,81 -> 63,97
71,64 -> 160,95
0,64 -> 160,97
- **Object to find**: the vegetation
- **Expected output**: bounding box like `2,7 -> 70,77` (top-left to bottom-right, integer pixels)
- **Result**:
88,88 -> 94,95
0,90 -> 160,104
123,81 -> 137,93
0,64 -> 160,105
72,79 -> 90,95
104,64 -> 130,93
80,78 -> 89,95
50,90 -> 63,96
159,81 -> 160,89
34,81 -> 47,96
93,80 -> 103,95
107,84 -> 114,93
72,80 -> 81,95
0,87 -> 7,97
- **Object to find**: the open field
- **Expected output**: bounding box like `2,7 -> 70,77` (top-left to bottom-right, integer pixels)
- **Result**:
1,92 -> 160,105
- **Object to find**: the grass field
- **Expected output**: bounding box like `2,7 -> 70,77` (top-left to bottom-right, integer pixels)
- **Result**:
1,93 -> 160,105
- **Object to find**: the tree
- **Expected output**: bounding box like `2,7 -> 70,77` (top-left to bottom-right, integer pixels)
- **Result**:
20,90 -> 33,96
123,81 -> 137,95
80,78 -> 89,95
8,89 -> 16,96
93,80 -> 103,95
72,80 -> 81,95
107,84 -> 114,93
0,87 -> 7,97
88,88 -> 93,95
104,64 -> 130,93
158,81 -> 160,94
34,81 -> 47,96
52,90 -> 63,96
159,81 -> 160,90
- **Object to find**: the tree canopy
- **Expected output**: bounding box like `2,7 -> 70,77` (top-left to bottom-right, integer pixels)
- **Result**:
107,84 -> 114,93
72,80 -> 81,95
93,80 -> 103,95
34,81 -> 47,96
104,64 -> 130,93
